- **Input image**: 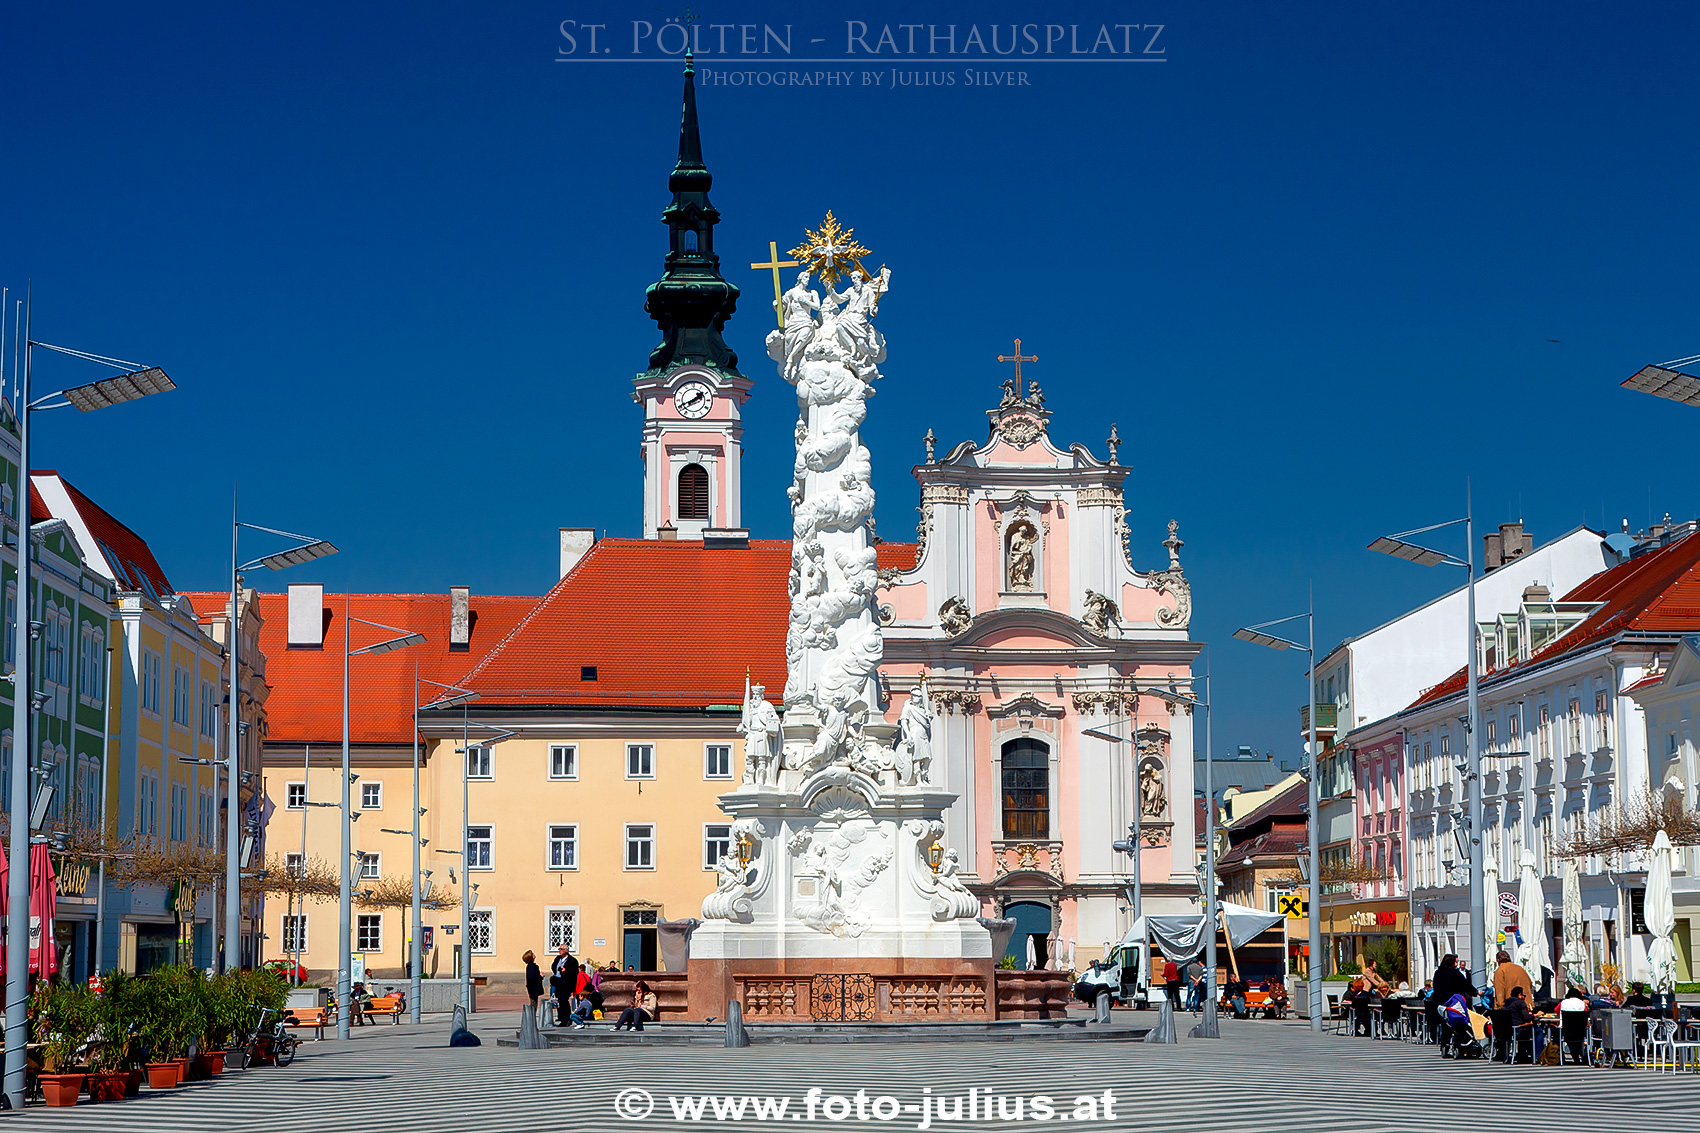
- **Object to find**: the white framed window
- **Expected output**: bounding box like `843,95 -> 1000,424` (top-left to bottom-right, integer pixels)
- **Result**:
545,907 -> 578,952
466,824 -> 493,869
703,823 -> 731,869
1594,690 -> 1610,747
626,744 -> 654,779
199,679 -> 217,737
467,908 -> 493,954
625,823 -> 655,870
466,745 -> 493,779
285,852 -> 304,876
549,744 -> 577,780
286,782 -> 306,809
547,824 -> 577,870
172,664 -> 193,727
282,915 -> 308,953
704,743 -> 732,779
2,583 -> 14,671
197,787 -> 214,847
361,781 -> 383,809
171,781 -> 189,842
356,913 -> 382,953
79,625 -> 106,704
141,650 -> 162,715
359,852 -> 380,879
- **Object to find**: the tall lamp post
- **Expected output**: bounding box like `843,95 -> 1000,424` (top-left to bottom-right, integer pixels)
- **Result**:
1369,494 -> 1482,984
226,520 -> 337,974
338,614 -> 424,1039
7,313 -> 174,1108
455,719 -> 514,1014
409,679 -> 479,1024
1234,600 -> 1321,1031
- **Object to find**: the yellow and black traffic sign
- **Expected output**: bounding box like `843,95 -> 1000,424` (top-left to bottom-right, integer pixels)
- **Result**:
1278,895 -> 1307,918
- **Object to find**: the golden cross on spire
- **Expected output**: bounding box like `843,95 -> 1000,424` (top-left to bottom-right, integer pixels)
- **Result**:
750,241 -> 799,328
997,338 -> 1037,398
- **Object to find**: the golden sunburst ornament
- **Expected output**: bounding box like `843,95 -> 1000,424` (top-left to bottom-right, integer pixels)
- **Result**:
788,211 -> 873,288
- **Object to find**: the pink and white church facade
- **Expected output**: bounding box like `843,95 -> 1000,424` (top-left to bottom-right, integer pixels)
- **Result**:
877,374 -> 1203,967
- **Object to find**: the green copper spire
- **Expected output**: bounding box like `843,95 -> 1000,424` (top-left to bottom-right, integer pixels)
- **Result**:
644,52 -> 741,376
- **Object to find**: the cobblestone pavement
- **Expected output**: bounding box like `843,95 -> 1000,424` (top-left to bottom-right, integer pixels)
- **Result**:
14,1012 -> 1695,1131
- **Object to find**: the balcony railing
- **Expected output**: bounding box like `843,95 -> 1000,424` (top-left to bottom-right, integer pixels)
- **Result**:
1300,703 -> 1338,733
988,840 -> 1065,884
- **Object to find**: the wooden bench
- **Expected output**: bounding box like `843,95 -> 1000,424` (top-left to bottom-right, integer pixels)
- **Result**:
364,995 -> 404,1024
282,1007 -> 327,1038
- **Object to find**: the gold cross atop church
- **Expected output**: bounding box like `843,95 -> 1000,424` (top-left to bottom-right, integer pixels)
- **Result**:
750,241 -> 799,327
998,338 -> 1038,397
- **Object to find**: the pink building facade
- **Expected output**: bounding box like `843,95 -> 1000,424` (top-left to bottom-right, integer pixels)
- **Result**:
876,376 -> 1201,967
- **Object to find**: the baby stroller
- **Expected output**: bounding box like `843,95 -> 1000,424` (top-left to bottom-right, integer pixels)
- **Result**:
1440,993 -> 1487,1060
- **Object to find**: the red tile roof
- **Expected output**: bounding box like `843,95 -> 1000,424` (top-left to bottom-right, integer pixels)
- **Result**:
35,471 -> 175,596
1408,532 -> 1700,709
461,538 -> 918,708
180,590 -> 538,745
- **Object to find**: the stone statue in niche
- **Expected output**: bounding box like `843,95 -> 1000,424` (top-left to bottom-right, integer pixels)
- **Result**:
1007,522 -> 1038,591
1139,759 -> 1167,818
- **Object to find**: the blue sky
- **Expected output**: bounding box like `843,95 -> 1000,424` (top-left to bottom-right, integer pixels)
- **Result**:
3,3 -> 1697,752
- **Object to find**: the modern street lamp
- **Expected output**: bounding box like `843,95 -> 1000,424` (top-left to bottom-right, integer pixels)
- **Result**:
455,720 -> 514,1014
228,520 -> 337,976
1233,600 -> 1321,1032
1369,495 -> 1483,988
5,306 -> 174,1108
412,678 -> 478,1024
338,614 -> 424,1039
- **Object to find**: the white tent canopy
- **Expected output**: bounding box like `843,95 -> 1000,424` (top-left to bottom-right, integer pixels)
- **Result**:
1646,830 -> 1678,995
1117,902 -> 1285,964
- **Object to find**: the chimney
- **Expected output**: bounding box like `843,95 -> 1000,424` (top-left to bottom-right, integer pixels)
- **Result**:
657,523 -> 678,542
1522,583 -> 1551,606
559,528 -> 596,578
449,586 -> 470,651
1484,522 -> 1532,572
287,583 -> 324,648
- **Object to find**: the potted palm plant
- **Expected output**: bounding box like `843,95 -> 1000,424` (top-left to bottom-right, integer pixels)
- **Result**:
34,982 -> 97,1106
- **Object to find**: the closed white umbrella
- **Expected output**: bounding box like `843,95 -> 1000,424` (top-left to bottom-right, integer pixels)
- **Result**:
1483,858 -> 1502,981
1516,850 -> 1551,981
1559,856 -> 1588,991
1645,830 -> 1678,996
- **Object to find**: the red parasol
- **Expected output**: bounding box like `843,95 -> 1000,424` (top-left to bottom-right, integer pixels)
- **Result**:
28,841 -> 57,977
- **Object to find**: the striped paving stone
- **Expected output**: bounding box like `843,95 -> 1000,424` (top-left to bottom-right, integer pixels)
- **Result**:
14,1014 -> 1697,1132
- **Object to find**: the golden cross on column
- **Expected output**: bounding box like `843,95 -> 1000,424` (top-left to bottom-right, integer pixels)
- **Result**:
997,338 -> 1038,399
750,241 -> 800,328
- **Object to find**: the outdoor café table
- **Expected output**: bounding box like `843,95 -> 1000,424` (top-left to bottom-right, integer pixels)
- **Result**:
1402,1002 -> 1426,1041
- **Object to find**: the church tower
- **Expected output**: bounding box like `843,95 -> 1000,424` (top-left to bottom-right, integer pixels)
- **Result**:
632,55 -> 749,540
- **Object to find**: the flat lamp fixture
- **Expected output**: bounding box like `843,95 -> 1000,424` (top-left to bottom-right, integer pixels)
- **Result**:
1367,536 -> 1451,567
59,367 -> 175,412
257,540 -> 339,571
1232,627 -> 1294,650
1622,361 -> 1700,407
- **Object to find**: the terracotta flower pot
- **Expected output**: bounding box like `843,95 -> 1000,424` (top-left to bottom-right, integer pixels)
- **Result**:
123,1068 -> 144,1097
39,1073 -> 85,1107
145,1061 -> 179,1089
203,1050 -> 226,1075
169,1058 -> 189,1084
86,1072 -> 127,1102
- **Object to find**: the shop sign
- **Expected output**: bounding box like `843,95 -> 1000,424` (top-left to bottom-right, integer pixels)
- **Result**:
53,857 -> 92,897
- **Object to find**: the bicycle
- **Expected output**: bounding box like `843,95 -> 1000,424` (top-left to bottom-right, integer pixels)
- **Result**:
244,1006 -> 300,1067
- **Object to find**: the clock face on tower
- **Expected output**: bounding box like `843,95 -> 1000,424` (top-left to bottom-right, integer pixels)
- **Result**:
674,380 -> 714,419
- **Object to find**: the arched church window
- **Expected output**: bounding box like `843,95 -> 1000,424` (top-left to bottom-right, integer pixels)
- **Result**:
678,463 -> 710,521
681,229 -> 699,252
1002,737 -> 1049,839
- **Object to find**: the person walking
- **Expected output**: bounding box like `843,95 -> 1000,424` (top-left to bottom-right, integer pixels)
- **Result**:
1162,959 -> 1181,1009
1185,960 -> 1204,1012
1431,954 -> 1477,1058
523,950 -> 545,1016
614,980 -> 658,1032
551,945 -> 579,1026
